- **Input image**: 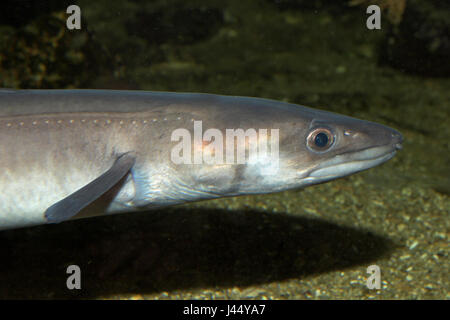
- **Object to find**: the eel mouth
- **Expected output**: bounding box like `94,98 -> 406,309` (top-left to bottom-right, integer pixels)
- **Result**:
307,143 -> 401,181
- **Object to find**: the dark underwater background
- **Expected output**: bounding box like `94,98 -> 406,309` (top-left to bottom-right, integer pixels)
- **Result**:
0,0 -> 448,299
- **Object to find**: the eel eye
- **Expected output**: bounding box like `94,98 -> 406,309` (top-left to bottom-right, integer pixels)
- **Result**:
307,128 -> 334,152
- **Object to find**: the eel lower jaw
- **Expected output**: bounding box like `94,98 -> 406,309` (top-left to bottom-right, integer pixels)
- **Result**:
306,144 -> 399,182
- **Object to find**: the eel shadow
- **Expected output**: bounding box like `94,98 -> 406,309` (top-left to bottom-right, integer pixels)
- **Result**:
0,207 -> 395,298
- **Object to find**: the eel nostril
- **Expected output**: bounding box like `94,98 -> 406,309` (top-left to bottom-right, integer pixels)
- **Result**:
391,131 -> 403,144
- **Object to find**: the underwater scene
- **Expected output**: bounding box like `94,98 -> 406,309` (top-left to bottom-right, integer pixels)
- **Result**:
0,0 -> 448,300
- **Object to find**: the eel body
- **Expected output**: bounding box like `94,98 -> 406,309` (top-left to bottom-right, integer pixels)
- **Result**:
0,89 -> 402,230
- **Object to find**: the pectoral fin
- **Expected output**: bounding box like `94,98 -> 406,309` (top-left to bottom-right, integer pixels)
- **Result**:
44,153 -> 136,224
